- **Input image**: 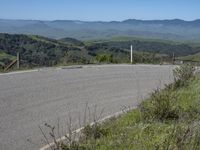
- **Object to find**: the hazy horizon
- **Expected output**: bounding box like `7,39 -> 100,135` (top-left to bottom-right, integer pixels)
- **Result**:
0,18 -> 200,22
0,0 -> 200,21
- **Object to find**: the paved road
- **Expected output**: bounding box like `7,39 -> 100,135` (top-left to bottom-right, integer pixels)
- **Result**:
0,64 -> 174,150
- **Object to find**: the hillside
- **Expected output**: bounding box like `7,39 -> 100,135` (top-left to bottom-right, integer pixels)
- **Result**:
179,53 -> 200,62
0,33 -> 92,67
0,33 -> 130,68
86,37 -> 200,56
1,19 -> 200,41
59,37 -> 84,46
1,33 -> 200,69
0,51 -> 16,67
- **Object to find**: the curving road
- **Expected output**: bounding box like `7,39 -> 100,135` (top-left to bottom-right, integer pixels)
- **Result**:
0,64 -> 174,150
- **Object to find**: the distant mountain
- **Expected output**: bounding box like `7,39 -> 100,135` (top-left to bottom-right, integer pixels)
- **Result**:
0,19 -> 200,40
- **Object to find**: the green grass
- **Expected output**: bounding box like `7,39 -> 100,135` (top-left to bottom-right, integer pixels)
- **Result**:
110,36 -> 181,45
179,53 -> 200,62
0,51 -> 16,68
85,36 -> 200,48
63,75 -> 200,150
29,35 -> 60,45
84,36 -> 179,46
0,51 -> 16,61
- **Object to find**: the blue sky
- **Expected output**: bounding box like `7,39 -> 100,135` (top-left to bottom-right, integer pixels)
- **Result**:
0,0 -> 199,21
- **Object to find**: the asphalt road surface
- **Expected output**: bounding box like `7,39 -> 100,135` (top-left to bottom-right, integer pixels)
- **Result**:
0,64 -> 174,150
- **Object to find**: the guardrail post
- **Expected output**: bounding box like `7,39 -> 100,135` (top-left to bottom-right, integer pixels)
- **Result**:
17,52 -> 20,69
131,45 -> 133,63
172,52 -> 175,65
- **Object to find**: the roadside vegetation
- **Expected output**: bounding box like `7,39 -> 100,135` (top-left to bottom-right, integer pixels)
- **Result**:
40,65 -> 200,150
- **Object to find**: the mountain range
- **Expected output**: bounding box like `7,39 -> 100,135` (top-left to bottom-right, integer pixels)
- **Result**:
0,19 -> 200,41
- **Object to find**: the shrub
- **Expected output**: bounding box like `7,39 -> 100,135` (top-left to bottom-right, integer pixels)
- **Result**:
61,142 -> 88,150
82,123 -> 109,141
140,89 -> 180,121
95,54 -> 113,63
173,64 -> 195,88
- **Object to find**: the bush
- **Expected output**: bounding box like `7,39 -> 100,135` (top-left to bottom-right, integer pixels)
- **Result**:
61,142 -> 88,150
140,89 -> 180,121
173,64 -> 195,88
82,123 -> 109,141
95,54 -> 113,63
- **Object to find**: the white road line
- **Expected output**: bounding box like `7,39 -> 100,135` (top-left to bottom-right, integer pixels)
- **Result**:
39,106 -> 136,150
0,69 -> 39,76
